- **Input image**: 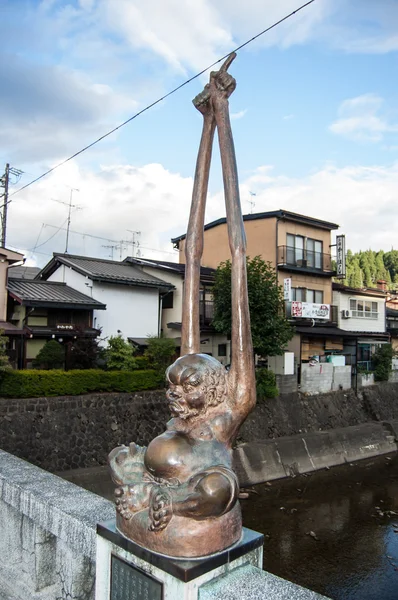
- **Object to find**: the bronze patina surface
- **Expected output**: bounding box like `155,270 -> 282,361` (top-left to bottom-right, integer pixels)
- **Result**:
108,53 -> 256,558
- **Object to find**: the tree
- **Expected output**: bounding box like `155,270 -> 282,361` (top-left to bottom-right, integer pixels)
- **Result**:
68,331 -> 101,370
104,335 -> 136,371
373,343 -> 395,382
145,335 -> 176,374
33,340 -> 65,370
0,329 -> 11,372
212,256 -> 294,357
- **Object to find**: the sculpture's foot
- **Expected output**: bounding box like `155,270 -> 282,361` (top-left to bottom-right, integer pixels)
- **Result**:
114,483 -> 153,519
116,503 -> 242,558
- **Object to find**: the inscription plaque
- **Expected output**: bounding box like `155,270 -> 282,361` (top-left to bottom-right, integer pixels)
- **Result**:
110,555 -> 163,600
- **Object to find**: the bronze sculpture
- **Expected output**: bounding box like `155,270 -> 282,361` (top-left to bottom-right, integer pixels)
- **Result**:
108,53 -> 256,558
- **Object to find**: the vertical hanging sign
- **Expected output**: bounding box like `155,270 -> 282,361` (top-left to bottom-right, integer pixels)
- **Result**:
336,235 -> 346,279
284,278 -> 292,301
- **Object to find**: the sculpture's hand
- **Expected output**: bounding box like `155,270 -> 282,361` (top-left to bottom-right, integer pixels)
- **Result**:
108,442 -> 146,486
192,83 -> 213,117
115,483 -> 153,520
210,53 -> 237,102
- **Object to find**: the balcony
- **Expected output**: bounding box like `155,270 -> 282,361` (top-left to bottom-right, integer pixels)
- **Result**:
277,246 -> 333,276
199,300 -> 214,327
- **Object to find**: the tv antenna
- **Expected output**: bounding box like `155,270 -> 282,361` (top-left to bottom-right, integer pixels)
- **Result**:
248,191 -> 256,214
126,230 -> 141,258
52,188 -> 81,252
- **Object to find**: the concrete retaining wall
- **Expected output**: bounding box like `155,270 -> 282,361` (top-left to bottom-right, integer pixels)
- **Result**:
0,449 -> 113,600
234,422 -> 397,486
300,364 -> 351,394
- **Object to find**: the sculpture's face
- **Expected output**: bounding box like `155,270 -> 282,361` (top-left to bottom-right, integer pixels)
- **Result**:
166,354 -> 226,419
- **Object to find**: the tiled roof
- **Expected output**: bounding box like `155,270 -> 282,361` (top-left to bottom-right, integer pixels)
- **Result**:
39,254 -> 173,289
8,279 -> 106,310
124,257 -> 216,281
171,209 -> 340,245
8,266 -> 41,280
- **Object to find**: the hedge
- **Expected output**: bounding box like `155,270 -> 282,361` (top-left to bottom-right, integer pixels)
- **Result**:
0,369 -> 164,399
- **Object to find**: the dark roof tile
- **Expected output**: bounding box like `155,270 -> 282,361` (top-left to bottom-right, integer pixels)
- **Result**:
8,279 -> 106,310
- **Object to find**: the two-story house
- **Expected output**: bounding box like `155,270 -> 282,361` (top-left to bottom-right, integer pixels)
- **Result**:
7,274 -> 106,368
124,257 -> 230,364
171,209 -> 340,376
332,282 -> 389,373
37,254 -> 174,343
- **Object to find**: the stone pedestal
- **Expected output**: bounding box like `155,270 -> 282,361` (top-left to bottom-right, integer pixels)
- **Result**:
96,520 -> 263,600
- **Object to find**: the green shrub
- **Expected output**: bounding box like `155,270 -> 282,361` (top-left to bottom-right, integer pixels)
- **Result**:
104,335 -> 137,371
373,344 -> 395,382
134,356 -> 150,369
33,340 -> 65,370
256,367 -> 279,400
0,369 -> 163,398
145,335 -> 176,375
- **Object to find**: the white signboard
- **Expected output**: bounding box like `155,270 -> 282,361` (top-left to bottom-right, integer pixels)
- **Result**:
283,278 -> 292,301
291,302 -> 330,320
336,235 -> 346,279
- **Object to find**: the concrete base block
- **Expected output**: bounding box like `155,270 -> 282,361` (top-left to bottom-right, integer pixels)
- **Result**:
96,521 -> 263,600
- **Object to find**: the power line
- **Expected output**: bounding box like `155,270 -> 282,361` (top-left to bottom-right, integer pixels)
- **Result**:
9,1 -> 315,199
26,219 -> 69,251
35,223 -> 178,256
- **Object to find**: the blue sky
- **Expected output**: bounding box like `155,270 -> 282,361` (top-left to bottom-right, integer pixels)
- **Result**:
1,0 -> 398,264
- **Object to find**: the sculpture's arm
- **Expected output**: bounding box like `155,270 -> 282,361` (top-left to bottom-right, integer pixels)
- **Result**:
181,89 -> 216,355
210,54 -> 256,422
148,468 -> 238,531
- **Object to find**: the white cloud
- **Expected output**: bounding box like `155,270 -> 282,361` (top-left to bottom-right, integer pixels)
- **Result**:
231,109 -> 247,120
9,159 -> 398,268
329,94 -> 398,142
7,161 -> 192,266
283,114 -> 295,121
241,162 -> 398,252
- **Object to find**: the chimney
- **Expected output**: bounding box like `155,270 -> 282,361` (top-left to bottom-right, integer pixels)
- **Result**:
377,279 -> 387,291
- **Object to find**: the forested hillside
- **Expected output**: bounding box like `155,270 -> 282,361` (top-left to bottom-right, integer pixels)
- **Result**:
341,250 -> 398,290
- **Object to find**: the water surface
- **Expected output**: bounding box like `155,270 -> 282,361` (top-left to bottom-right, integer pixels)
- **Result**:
60,454 -> 398,599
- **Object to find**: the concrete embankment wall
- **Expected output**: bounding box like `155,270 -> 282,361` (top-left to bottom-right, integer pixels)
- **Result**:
235,381 -> 398,485
234,422 -> 397,486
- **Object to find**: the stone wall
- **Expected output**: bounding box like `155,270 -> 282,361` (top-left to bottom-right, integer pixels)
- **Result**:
0,390 -> 168,473
238,386 -> 370,443
2,383 -> 398,475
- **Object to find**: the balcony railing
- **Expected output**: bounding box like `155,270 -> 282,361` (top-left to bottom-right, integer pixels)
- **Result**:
278,246 -> 333,273
199,300 -> 214,326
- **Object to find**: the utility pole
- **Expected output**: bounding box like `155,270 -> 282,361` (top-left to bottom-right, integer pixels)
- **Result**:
0,163 -> 23,247
0,164 -> 9,248
52,188 -> 80,253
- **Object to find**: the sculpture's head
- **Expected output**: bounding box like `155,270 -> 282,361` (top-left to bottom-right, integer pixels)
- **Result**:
165,353 -> 228,419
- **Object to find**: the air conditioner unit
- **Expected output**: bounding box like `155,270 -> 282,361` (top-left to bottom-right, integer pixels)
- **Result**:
341,309 -> 350,319
296,259 -> 307,267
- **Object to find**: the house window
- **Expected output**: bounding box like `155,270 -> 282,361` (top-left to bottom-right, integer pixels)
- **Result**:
162,292 -> 174,309
286,234 -> 323,269
292,288 -> 323,303
218,343 -> 227,357
349,299 -> 378,318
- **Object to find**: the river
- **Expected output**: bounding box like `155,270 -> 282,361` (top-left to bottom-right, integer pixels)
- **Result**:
61,453 -> 398,599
